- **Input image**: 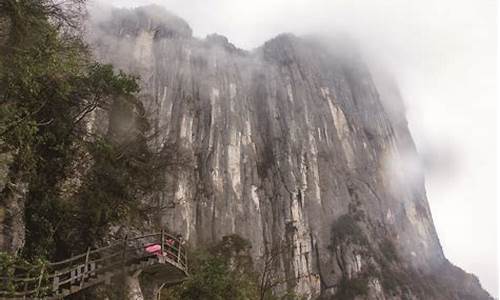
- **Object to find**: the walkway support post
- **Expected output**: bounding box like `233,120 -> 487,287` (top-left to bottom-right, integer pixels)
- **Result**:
176,243 -> 181,264
123,235 -> 129,265
35,264 -> 46,297
81,247 -> 91,288
160,229 -> 165,254
52,274 -> 59,293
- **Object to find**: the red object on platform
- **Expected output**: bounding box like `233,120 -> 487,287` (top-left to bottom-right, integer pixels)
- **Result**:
145,244 -> 162,256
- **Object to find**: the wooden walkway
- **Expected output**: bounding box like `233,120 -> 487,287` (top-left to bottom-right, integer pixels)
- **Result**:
0,231 -> 188,299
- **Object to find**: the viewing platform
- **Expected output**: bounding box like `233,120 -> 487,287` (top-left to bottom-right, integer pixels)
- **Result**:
0,231 -> 188,299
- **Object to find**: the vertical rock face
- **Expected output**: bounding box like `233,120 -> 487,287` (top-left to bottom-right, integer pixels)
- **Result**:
90,5 -> 492,299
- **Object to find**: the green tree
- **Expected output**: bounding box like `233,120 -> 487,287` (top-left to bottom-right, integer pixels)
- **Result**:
0,0 -> 177,262
165,235 -> 306,300
167,235 -> 259,300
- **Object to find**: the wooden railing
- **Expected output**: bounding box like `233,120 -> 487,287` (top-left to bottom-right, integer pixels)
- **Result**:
0,231 -> 188,299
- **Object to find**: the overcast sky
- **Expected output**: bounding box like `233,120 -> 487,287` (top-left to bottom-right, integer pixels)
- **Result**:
92,0 -> 498,296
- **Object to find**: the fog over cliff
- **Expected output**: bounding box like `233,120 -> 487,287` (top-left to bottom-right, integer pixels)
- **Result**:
88,0 -> 498,297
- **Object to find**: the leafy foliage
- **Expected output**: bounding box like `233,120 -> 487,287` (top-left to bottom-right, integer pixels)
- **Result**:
167,235 -> 259,300
379,238 -> 399,263
0,0 -> 174,262
164,235 -> 307,300
330,214 -> 368,249
333,277 -> 369,300
0,252 -> 49,296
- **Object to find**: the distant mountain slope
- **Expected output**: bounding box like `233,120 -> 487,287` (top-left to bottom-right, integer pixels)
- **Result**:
87,5 -> 493,299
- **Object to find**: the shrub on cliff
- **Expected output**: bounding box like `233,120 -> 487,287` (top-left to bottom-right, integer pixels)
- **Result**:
164,235 -> 306,300
166,235 -> 259,300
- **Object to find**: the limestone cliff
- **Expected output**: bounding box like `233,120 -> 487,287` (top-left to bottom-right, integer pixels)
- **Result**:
89,5 -> 492,299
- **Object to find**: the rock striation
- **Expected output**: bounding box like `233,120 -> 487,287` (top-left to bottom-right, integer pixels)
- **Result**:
89,5 -> 493,299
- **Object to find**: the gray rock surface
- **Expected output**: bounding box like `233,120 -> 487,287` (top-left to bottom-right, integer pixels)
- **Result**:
89,5 -> 493,299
